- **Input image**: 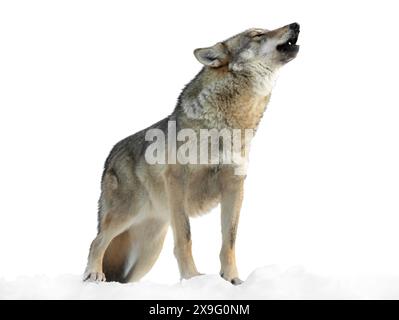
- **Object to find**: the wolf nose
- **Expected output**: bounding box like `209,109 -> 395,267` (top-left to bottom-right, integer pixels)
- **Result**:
289,23 -> 300,33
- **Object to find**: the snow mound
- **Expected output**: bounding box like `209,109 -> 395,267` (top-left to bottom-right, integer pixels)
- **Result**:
1,266 -> 399,299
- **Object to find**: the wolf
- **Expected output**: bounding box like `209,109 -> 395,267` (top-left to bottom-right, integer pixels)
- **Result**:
84,23 -> 300,285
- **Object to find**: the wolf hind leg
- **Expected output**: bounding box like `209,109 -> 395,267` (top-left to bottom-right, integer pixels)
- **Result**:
84,208 -> 137,282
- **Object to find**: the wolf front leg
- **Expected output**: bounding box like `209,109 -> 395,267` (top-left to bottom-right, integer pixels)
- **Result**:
219,172 -> 245,285
164,166 -> 201,280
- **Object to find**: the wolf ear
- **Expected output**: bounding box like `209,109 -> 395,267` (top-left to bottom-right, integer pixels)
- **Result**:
194,43 -> 229,68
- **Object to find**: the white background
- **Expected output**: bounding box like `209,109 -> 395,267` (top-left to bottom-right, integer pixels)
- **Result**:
0,0 -> 398,285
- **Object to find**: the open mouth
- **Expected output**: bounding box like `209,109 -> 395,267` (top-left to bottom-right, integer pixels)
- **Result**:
276,34 -> 299,53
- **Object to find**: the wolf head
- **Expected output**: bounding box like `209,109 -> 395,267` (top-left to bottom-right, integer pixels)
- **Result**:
194,23 -> 300,72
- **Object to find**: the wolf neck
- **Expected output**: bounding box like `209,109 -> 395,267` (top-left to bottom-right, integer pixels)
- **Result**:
179,63 -> 277,130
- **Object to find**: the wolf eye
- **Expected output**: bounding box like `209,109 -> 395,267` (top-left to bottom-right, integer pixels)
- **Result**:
251,34 -> 264,40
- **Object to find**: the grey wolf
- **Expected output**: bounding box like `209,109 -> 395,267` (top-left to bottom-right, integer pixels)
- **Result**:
84,23 -> 300,284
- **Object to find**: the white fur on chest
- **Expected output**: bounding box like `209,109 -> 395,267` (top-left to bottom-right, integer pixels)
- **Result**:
252,68 -> 278,96
238,59 -> 279,97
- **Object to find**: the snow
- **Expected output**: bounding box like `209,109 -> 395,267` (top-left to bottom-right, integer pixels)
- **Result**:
2,266 -> 399,299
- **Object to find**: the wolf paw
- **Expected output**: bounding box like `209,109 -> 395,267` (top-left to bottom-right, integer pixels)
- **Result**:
83,271 -> 106,282
220,272 -> 243,285
181,271 -> 204,280
230,277 -> 243,285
